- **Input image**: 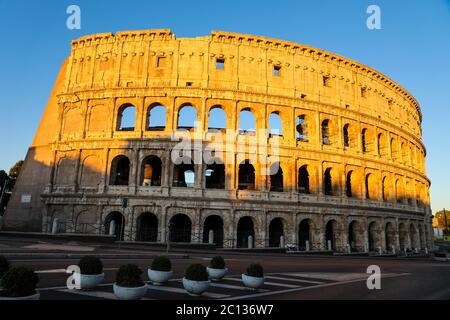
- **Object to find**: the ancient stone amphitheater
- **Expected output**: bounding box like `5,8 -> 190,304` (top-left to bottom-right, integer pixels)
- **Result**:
4,29 -> 432,252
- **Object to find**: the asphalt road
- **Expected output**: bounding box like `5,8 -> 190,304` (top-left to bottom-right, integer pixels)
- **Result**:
1,237 -> 450,300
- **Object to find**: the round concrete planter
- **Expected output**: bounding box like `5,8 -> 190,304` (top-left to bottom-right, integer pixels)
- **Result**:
147,269 -> 173,286
0,292 -> 40,300
242,274 -> 264,289
182,277 -> 210,296
113,283 -> 147,300
76,273 -> 104,290
207,267 -> 228,280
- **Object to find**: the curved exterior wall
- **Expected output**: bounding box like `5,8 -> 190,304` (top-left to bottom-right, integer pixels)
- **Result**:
4,29 -> 432,251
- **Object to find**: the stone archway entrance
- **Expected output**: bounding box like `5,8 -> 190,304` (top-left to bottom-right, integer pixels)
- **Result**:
169,214 -> 192,243
298,219 -> 311,251
202,215 -> 224,247
104,211 -> 124,240
136,212 -> 158,242
237,216 -> 255,248
269,218 -> 284,247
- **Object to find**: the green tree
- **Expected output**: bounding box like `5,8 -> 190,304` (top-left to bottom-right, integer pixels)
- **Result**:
434,210 -> 450,233
8,160 -> 24,179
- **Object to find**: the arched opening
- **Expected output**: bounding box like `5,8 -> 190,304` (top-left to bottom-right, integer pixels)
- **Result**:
239,109 -> 256,134
362,128 -> 368,153
147,104 -> 166,131
321,120 -> 331,145
382,177 -> 388,201
368,222 -> 381,251
238,160 -> 255,190
348,221 -> 363,252
296,115 -> 308,141
298,165 -> 310,194
377,133 -> 386,156
385,222 -> 396,252
173,158 -> 195,188
117,104 -> 136,131
346,171 -> 353,197
269,218 -> 284,247
269,112 -> 283,137
395,179 -> 402,203
399,223 -> 408,250
324,168 -> 333,196
365,174 -> 371,199
169,214 -> 192,243
343,124 -> 350,147
141,156 -> 162,186
410,224 -> 419,249
177,104 -> 197,130
136,212 -> 158,242
236,216 -> 255,248
269,162 -> 283,192
104,211 -> 125,240
418,225 -> 424,249
298,219 -> 311,251
208,106 -> 227,130
205,159 -> 225,189
325,220 -> 337,251
109,156 -> 130,186
202,215 -> 224,247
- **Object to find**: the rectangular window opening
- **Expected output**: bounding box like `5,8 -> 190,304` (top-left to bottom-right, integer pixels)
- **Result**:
274,65 -> 281,77
157,56 -> 166,68
323,76 -> 330,87
186,82 -> 193,87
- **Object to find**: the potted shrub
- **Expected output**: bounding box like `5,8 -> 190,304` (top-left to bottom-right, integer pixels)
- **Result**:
0,267 -> 39,300
207,256 -> 228,280
182,264 -> 210,296
242,263 -> 264,290
0,256 -> 11,290
113,264 -> 147,300
75,256 -> 104,290
148,256 -> 173,286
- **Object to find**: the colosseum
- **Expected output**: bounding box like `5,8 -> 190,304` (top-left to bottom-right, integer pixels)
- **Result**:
3,29 -> 432,253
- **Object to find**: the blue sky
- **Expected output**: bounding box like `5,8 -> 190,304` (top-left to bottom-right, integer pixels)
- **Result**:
0,0 -> 449,212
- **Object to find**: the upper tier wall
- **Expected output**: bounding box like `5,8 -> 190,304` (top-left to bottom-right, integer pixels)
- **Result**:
63,29 -> 422,139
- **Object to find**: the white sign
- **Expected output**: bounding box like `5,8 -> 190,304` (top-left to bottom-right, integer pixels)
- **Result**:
21,194 -> 32,203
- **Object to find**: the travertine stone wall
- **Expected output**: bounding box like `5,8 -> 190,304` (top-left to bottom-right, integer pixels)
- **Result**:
4,29 -> 431,251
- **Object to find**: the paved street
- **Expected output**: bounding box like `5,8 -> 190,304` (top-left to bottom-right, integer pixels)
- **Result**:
1,236 -> 450,300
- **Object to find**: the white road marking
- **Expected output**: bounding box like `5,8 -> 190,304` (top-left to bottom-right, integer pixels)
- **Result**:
210,282 -> 269,292
58,289 -> 153,300
36,267 -> 118,274
266,275 -> 324,285
146,284 -> 230,299
223,277 -> 299,288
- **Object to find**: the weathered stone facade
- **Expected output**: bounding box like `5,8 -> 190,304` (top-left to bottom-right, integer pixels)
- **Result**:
3,29 -> 432,252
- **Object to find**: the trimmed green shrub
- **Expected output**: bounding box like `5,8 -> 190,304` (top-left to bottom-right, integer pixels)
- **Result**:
209,256 -> 226,269
0,256 -> 11,279
185,264 -> 208,281
151,256 -> 172,271
78,256 -> 103,275
116,264 -> 145,288
246,263 -> 264,278
0,267 -> 39,297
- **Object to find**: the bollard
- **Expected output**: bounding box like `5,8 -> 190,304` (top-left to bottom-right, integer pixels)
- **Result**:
404,248 -> 407,256
392,245 -> 396,254
109,220 -> 116,236
425,247 -> 428,255
378,246 -> 382,255
347,244 -> 351,254
280,235 -> 285,248
305,240 -> 310,252
208,230 -> 214,244
248,235 -> 253,249
415,248 -> 419,254
51,218 -> 59,235
364,242 -> 369,253
327,240 -> 332,251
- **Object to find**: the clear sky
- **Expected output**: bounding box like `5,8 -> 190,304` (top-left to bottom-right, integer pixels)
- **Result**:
0,0 -> 449,212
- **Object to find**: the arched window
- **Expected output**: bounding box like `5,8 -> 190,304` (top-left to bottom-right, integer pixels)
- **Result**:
324,168 -> 333,196
238,160 -> 255,190
377,133 -> 384,156
269,162 -> 283,192
239,109 -> 256,134
173,158 -> 195,188
322,120 -> 331,145
205,158 -> 225,189
208,106 -> 226,130
298,165 -> 310,194
395,179 -> 402,203
343,124 -> 350,147
382,177 -> 388,201
269,112 -> 283,137
362,129 -> 367,153
365,174 -> 371,199
346,171 -> 353,197
296,115 -> 308,141
109,156 -> 130,186
141,156 -> 162,186
147,105 -> 166,131
117,104 -> 136,131
177,104 -> 197,129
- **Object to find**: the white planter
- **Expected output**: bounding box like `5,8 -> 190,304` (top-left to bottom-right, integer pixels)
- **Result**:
182,277 -> 210,296
207,267 -> 228,280
113,283 -> 147,300
242,274 -> 264,289
75,273 -> 104,290
0,292 -> 40,300
147,269 -> 173,286
434,256 -> 449,262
